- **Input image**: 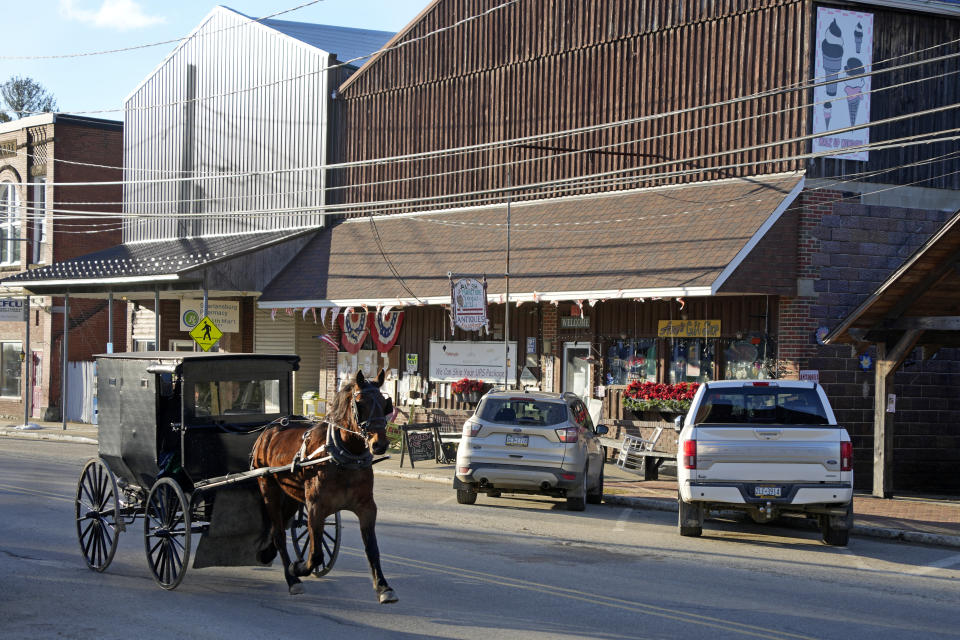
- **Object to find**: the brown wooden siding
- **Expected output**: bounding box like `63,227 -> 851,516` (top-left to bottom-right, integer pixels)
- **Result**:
332,0 -> 808,214
810,6 -> 960,189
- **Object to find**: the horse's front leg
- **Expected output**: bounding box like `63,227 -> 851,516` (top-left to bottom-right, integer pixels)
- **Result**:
355,499 -> 398,604
258,478 -> 304,595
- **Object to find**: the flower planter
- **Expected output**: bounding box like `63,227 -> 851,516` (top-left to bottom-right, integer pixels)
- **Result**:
631,409 -> 682,422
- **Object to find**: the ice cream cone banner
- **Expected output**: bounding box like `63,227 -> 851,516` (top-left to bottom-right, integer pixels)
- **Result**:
824,102 -> 833,129
821,19 -> 844,97
855,23 -> 863,54
847,95 -> 861,125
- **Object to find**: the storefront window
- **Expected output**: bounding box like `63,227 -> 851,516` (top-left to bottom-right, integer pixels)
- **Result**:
668,338 -> 715,383
605,339 -> 657,386
722,336 -> 775,380
1,341 -> 22,397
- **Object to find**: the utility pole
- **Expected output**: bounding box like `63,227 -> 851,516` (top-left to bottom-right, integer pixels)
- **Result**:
504,167 -> 512,390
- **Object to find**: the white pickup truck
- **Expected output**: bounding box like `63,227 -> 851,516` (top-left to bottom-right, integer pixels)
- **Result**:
676,380 -> 854,545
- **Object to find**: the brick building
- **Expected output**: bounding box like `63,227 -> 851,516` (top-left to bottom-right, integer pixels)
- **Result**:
0,113 -> 125,422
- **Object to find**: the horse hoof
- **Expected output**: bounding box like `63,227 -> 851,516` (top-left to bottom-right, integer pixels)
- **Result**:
289,583 -> 304,596
378,589 -> 398,604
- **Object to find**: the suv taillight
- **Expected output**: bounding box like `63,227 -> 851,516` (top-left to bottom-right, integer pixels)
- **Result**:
556,426 -> 579,443
841,441 -> 853,472
682,439 -> 697,469
462,421 -> 481,437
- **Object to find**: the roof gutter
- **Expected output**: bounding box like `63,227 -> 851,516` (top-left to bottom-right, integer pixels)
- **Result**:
257,286 -> 714,309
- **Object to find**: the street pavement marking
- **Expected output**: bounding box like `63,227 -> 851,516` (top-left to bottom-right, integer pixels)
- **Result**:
906,553 -> 960,576
344,548 -> 820,640
0,482 -> 73,504
613,507 -> 632,532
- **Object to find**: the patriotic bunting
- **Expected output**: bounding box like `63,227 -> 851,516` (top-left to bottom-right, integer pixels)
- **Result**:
370,311 -> 404,353
338,312 -> 370,354
318,334 -> 339,351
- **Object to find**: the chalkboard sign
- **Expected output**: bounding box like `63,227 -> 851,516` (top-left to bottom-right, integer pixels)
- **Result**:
405,430 -> 436,463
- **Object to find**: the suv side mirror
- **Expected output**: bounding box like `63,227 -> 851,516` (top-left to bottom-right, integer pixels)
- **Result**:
673,414 -> 684,431
595,424 -> 609,436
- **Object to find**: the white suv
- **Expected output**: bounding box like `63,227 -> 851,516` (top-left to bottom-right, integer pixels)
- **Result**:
453,391 -> 608,511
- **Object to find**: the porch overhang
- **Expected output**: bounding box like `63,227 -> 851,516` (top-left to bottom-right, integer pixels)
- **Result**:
259,173 -> 804,309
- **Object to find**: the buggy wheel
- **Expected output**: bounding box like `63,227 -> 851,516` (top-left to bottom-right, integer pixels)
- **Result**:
289,505 -> 341,577
144,478 -> 191,590
75,458 -> 121,572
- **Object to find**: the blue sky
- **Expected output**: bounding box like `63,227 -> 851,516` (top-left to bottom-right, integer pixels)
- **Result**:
0,1 -> 429,119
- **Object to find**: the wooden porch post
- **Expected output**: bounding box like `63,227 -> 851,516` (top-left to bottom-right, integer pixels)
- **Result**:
872,329 -> 922,498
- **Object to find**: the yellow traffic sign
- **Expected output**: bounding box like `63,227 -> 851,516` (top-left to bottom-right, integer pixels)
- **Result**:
189,316 -> 223,352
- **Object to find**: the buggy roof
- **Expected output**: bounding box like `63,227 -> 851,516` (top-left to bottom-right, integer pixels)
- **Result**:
95,352 -> 300,370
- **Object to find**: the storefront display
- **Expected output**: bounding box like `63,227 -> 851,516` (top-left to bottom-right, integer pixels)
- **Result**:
604,339 -> 657,385
668,338 -> 716,383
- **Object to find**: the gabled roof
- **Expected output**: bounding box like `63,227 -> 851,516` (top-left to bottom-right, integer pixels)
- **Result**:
260,18 -> 394,66
259,173 -> 804,308
126,5 -> 394,103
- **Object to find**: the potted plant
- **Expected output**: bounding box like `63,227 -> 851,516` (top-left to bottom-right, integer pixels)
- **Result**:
622,381 -> 699,420
452,378 -> 484,403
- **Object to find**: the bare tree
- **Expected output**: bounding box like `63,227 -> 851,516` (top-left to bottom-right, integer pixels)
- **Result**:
0,76 -> 57,120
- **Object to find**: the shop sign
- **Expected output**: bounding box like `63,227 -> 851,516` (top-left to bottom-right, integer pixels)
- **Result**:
0,298 -> 25,322
560,316 -> 590,329
450,276 -> 489,333
657,319 -> 721,338
180,299 -> 239,333
429,340 -> 517,383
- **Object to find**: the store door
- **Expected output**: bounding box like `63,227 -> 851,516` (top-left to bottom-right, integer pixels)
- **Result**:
562,342 -> 591,401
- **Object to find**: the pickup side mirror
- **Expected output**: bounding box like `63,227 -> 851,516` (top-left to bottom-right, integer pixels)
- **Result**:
595,424 -> 609,436
673,414 -> 684,431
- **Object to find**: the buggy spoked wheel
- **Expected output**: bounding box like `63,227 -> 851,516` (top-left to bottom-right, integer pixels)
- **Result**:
289,505 -> 341,576
75,458 -> 121,572
144,478 -> 191,590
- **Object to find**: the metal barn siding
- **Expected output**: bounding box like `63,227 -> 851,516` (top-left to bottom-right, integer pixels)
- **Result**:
332,0 -> 808,215
810,6 -> 960,189
123,8 -> 331,242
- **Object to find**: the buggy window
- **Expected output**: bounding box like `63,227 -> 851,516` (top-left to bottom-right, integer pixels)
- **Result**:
696,388 -> 829,425
189,378 -> 281,423
477,398 -> 568,426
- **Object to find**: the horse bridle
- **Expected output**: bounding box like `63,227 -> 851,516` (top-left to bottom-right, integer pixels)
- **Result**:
347,384 -> 389,443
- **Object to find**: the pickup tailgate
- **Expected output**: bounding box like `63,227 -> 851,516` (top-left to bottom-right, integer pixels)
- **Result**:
693,425 -> 845,483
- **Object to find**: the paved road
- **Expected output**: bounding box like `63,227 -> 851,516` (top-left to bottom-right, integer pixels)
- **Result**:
2,439 -> 959,640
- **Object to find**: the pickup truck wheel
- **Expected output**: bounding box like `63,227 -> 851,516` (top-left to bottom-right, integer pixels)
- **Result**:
820,503 -> 852,546
678,493 -> 704,537
456,489 -> 478,505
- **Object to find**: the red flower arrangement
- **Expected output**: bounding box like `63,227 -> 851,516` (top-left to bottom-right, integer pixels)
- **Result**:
451,378 -> 484,394
622,381 -> 699,413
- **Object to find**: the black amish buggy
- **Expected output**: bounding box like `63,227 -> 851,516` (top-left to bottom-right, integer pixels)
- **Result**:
74,352 -> 341,590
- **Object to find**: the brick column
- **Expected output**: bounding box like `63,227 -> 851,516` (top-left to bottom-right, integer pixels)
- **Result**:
541,302 -> 560,392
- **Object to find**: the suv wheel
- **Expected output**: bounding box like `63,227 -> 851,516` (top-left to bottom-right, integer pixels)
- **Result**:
678,493 -> 704,537
586,464 -> 604,505
566,466 -> 587,511
456,488 -> 478,505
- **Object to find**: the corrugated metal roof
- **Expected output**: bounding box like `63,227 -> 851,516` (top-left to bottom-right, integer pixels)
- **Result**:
260,18 -> 394,64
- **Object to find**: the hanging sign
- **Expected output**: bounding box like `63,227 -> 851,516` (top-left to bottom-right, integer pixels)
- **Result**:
0,298 -> 25,322
179,299 -> 239,333
429,340 -> 517,383
338,312 -> 370,354
370,311 -> 404,353
812,7 -> 873,161
450,276 -> 488,334
657,319 -> 721,338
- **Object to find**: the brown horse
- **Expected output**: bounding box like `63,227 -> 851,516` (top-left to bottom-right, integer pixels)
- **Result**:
250,369 -> 398,604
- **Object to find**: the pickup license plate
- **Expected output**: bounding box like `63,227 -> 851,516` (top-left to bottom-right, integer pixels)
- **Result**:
505,434 -> 529,447
754,485 -> 782,498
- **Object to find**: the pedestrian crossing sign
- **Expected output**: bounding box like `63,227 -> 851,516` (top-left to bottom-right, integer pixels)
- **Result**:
189,316 -> 223,352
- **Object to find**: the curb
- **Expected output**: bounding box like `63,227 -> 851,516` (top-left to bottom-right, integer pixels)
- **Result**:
0,429 -> 97,445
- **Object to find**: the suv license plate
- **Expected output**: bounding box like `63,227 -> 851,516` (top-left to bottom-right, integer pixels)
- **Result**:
505,434 -> 529,447
754,486 -> 782,498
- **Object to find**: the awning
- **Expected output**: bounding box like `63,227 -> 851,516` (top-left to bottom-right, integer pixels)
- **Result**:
259,173 -> 804,308
2,229 -> 317,297
825,206 -> 960,348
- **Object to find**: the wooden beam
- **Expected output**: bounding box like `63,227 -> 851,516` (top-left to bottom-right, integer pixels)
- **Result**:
891,315 -> 960,330
879,251 -> 960,325
873,329 -> 922,498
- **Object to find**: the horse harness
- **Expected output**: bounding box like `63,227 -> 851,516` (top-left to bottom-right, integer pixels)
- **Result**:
287,385 -> 389,472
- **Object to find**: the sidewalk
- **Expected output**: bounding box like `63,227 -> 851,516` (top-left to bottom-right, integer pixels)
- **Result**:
5,420 -> 959,549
